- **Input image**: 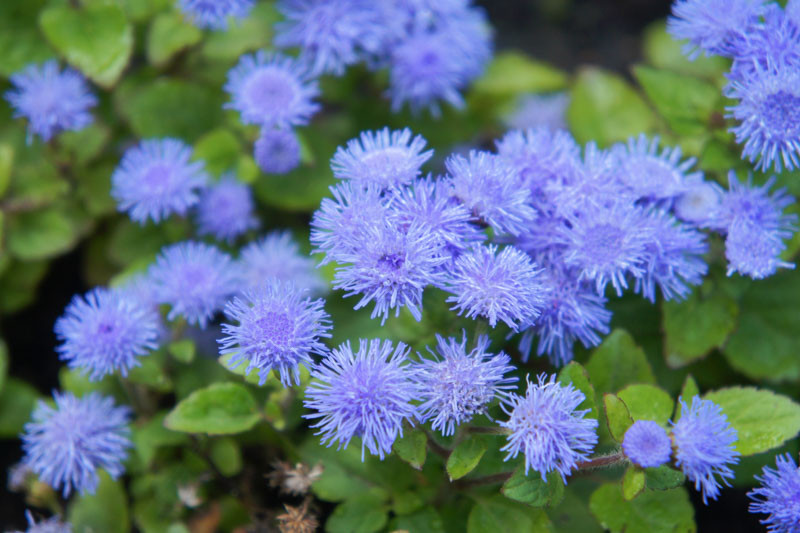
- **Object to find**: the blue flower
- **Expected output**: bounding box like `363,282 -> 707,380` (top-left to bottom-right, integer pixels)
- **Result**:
412,332 -> 517,436
731,4 -> 800,79
224,51 -> 320,129
748,453 -> 800,533
304,339 -> 418,460
725,220 -> 795,279
446,244 -> 545,330
55,287 -> 161,381
667,0 -> 766,58
21,392 -> 131,497
672,396 -> 740,504
331,127 -> 432,189
111,138 -> 209,224
504,92 -> 570,132
674,180 -> 724,226
177,0 -> 254,30
196,175 -> 259,243
622,420 -> 672,468
149,241 -> 241,327
446,150 -> 536,236
254,128 -> 301,174
500,374 -> 598,482
219,280 -> 331,386
239,231 -> 326,293
11,510 -> 71,533
4,60 -> 97,143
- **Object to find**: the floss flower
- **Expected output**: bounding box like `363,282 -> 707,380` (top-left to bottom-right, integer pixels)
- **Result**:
219,280 -> 332,386
21,392 -> 131,497
10,511 -> 71,533
177,0 -> 254,30
748,453 -> 800,533
195,175 -> 259,243
254,128 -> 301,174
622,420 -> 672,468
304,339 -> 418,460
239,231 -> 326,293
667,0 -> 766,58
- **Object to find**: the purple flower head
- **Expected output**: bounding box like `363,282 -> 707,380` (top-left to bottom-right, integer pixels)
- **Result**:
254,128 -> 301,174
731,5 -> 800,78
11,511 -> 71,533
667,0 -> 766,59
239,231 -> 326,293
412,332 -> 517,436
149,241 -> 241,328
672,396 -> 740,504
111,138 -> 209,225
446,150 -> 536,236
177,0 -> 254,30
4,60 -> 97,143
196,175 -> 259,243
331,128 -> 432,189
219,280 -> 331,386
21,392 -> 131,497
224,51 -> 320,129
674,180 -> 724,226
445,244 -> 545,330
504,92 -> 570,132
622,420 -> 672,468
748,453 -> 800,533
304,339 -> 418,460
55,287 -> 161,381
500,374 -> 598,482
725,220 -> 795,279
726,62 -> 800,172
332,220 -> 447,324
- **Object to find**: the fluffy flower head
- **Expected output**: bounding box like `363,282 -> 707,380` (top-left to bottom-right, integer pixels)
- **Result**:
622,420 -> 672,468
239,231 -> 326,293
196,175 -> 258,243
504,92 -> 570,132
177,0 -> 254,29
667,0 -> 766,58
748,453 -> 800,533
255,128 -> 301,174
10,511 -> 71,533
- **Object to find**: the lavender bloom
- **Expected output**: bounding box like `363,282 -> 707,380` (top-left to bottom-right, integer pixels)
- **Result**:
224,51 -> 320,129
149,241 -> 241,327
445,244 -> 545,330
331,128 -> 432,189
196,175 -> 258,243
500,374 -> 598,482
10,511 -> 71,533
4,60 -> 97,143
748,453 -> 800,533
254,128 -> 301,174
21,392 -> 131,497
239,231 -> 326,293
725,220 -> 795,279
446,150 -> 536,236
622,420 -> 672,468
672,396 -> 740,504
177,0 -> 254,30
55,287 -> 160,381
412,332 -> 517,436
731,4 -> 800,78
111,138 -> 209,224
333,221 -> 447,323
674,180 -> 724,226
667,0 -> 766,58
504,92 -> 570,132
219,280 -> 331,386
304,339 -> 418,460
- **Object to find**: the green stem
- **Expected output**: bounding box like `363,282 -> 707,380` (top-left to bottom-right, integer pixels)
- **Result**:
422,428 -> 451,460
466,426 -> 511,436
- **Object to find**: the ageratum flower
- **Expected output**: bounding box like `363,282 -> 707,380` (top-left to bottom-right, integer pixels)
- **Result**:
224,51 -> 320,129
504,92 -> 570,132
731,4 -> 800,78
111,138 -> 208,224
500,374 -> 598,482
672,396 -> 740,504
724,220 -> 795,279
445,244 -> 545,330
304,339 -> 418,460
21,392 -> 131,497
331,128 -> 432,189
748,453 -> 800,533
55,287 -> 160,381
674,180 -> 724,226
667,0 -> 766,58
4,60 -> 97,142
149,241 -> 241,327
10,510 -> 71,533
412,332 -> 517,436
622,420 -> 672,468
446,150 -> 536,236
254,128 -> 301,174
177,0 -> 254,30
219,280 -> 331,386
196,175 -> 258,243
239,231 -> 326,293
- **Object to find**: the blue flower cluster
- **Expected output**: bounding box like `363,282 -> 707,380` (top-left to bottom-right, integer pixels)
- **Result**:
748,453 -> 800,533
177,0 -> 255,30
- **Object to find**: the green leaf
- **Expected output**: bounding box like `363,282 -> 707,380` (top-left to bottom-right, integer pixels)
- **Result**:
472,51 -> 568,98
201,2 -> 278,61
0,143 -> 14,198
567,67 -> 657,146
558,362 -> 598,419
704,387 -> 800,456
147,12 -> 201,66
133,412 -> 189,466
590,484 -> 696,533
168,339 -> 196,364
642,21 -> 730,80
193,129 -> 243,177
0,378 -> 39,437
127,350 -> 172,392
326,492 -> 388,533
392,507 -> 446,533
39,5 -> 133,88
7,206 -> 83,261
164,383 -> 262,435
0,25 -> 54,78
645,465 -> 686,491
662,284 -> 738,368
622,466 -> 646,501
617,384 -> 673,426
0,259 -> 48,313
467,495 -> 553,533
502,468 -> 565,508
586,329 -> 655,395
210,437 -> 243,477
68,471 -> 130,533
447,437 -> 488,480
393,429 -> 427,470
0,339 -> 7,394
603,394 -> 634,442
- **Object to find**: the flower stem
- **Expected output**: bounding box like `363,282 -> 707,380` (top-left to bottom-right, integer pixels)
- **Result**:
466,426 -> 511,435
422,428 -> 451,460
576,451 -> 626,471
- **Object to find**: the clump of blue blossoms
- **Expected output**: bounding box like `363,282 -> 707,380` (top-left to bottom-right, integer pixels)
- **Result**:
254,128 -> 301,175
10,511 -> 71,533
238,231 -> 326,293
748,453 -> 800,532
177,0 -> 255,30
195,174 -> 259,243
622,420 -> 672,469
